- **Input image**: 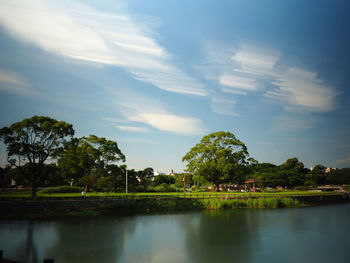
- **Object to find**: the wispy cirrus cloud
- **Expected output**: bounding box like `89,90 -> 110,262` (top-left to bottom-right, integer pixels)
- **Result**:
266,68 -> 338,112
0,68 -> 38,97
336,157 -> 350,165
232,47 -> 280,76
105,88 -> 206,135
0,0 -> 207,96
202,41 -> 338,114
273,114 -> 323,132
203,43 -> 280,95
128,113 -> 204,135
116,125 -> 150,133
211,97 -> 239,117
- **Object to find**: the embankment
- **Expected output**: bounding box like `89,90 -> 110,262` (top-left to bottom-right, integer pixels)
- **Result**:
1,193 -> 349,219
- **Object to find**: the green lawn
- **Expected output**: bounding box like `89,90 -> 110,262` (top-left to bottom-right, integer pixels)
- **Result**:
0,190 -> 343,200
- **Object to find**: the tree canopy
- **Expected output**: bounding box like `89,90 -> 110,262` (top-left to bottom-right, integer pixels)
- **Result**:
182,131 -> 250,191
0,116 -> 74,197
58,135 -> 126,188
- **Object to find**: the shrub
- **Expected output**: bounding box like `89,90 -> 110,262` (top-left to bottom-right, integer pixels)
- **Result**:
149,183 -> 177,192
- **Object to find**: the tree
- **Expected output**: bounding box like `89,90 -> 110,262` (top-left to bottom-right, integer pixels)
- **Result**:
182,131 -> 250,191
136,167 -> 154,191
0,116 -> 74,197
58,135 -> 125,190
175,173 -> 193,193
306,165 -> 326,185
279,158 -> 308,187
152,174 -> 175,186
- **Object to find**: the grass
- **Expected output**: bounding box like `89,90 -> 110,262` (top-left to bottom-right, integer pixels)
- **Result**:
1,190 -> 347,219
0,190 -> 343,200
99,197 -> 305,215
200,197 -> 302,209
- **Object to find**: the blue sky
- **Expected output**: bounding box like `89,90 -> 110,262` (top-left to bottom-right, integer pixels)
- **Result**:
0,0 -> 349,173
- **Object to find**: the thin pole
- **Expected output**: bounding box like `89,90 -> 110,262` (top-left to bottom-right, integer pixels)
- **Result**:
125,169 -> 128,194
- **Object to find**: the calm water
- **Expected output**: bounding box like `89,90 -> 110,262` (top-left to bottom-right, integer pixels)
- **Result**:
1,203 -> 350,263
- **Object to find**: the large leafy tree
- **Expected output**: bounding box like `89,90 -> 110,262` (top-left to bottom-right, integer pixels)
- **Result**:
58,135 -> 125,189
182,131 -> 250,191
0,116 -> 74,197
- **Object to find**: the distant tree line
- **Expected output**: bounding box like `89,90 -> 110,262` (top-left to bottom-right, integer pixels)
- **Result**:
0,116 -> 349,197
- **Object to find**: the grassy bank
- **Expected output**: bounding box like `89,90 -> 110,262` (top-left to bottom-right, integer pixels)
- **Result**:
101,197 -> 304,215
0,190 -> 344,200
1,192 -> 348,219
0,197 -> 306,219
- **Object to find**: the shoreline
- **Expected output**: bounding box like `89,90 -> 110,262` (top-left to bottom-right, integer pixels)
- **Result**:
1,193 -> 349,220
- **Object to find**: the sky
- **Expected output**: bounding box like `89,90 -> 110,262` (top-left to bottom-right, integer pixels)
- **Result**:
0,0 -> 349,173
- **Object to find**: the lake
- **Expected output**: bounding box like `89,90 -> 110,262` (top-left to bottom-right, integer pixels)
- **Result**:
1,203 -> 350,263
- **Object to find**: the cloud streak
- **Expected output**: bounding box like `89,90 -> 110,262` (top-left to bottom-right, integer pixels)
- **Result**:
267,68 -> 338,112
116,125 -> 150,133
0,68 -> 38,97
0,0 -> 207,96
203,42 -> 338,113
211,97 -> 239,116
105,88 -> 206,135
336,157 -> 350,165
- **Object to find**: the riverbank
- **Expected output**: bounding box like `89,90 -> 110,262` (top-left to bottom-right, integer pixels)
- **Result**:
1,193 -> 349,219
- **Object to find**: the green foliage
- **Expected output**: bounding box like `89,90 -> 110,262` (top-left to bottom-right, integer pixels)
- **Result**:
136,167 -> 154,191
58,135 -> 125,190
200,198 -> 301,209
0,116 -> 74,197
38,186 -> 83,194
305,165 -> 326,185
80,173 -> 98,191
152,174 -> 175,186
192,174 -> 210,187
101,197 -> 303,213
326,168 -> 350,185
247,158 -> 310,188
150,183 -> 177,192
183,131 -> 250,191
97,176 -> 117,192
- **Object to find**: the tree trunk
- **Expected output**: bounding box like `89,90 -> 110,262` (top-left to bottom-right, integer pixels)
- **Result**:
31,165 -> 40,199
31,182 -> 37,199
215,183 -> 220,192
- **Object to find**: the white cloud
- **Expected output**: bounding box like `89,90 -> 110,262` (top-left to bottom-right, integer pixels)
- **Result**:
232,47 -> 279,76
273,114 -> 323,132
218,74 -> 257,94
267,68 -> 338,112
203,43 -> 280,95
336,157 -> 350,165
0,68 -> 38,96
101,117 -> 129,123
203,42 -> 338,114
116,125 -> 149,133
128,113 -> 204,135
0,0 -> 207,96
211,97 -> 239,116
105,88 -> 206,135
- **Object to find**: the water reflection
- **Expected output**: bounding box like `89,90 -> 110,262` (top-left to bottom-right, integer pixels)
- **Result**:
0,204 -> 350,263
0,217 -> 138,263
179,210 -> 260,263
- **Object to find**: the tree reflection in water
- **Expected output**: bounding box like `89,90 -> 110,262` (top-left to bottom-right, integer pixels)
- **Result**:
0,216 -> 138,263
44,217 -> 137,263
179,209 -> 261,263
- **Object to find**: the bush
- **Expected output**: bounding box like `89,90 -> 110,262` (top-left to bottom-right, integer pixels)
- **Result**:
38,186 -> 83,194
148,183 -> 177,192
